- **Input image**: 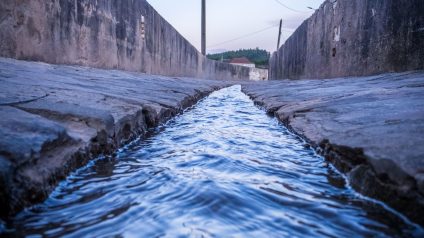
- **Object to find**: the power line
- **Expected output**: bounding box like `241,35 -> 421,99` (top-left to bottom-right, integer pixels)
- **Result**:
273,0 -> 312,13
208,24 -> 279,48
207,25 -> 295,48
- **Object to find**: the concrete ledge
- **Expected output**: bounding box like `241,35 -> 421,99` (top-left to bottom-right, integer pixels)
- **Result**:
241,72 -> 424,225
0,58 -> 233,217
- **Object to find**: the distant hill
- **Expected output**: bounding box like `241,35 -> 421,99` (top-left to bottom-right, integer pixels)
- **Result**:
207,48 -> 270,68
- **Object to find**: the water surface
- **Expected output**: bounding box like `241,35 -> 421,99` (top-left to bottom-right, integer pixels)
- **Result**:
4,86 -> 423,237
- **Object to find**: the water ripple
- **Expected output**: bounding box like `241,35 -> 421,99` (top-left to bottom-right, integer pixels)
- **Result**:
4,86 -> 423,237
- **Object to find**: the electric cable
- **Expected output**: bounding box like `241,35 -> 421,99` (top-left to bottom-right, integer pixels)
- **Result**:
208,24 -> 280,48
272,0 -> 312,13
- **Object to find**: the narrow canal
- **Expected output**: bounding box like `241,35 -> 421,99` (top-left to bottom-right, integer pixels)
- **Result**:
4,86 -> 423,237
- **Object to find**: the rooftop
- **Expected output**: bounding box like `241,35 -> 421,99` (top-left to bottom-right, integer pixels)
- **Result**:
229,57 -> 253,64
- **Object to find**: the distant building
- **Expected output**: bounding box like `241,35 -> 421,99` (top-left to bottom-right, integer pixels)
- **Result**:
229,57 -> 255,68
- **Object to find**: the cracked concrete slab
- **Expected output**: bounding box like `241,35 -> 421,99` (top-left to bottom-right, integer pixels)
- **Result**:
0,57 -> 233,217
241,71 -> 424,225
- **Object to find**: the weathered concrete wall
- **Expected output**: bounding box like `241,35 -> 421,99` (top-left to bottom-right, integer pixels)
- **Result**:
269,0 -> 424,80
249,68 -> 268,81
0,0 -> 251,80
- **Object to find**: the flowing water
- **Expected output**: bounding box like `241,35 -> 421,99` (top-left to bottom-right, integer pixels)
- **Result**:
3,86 -> 423,237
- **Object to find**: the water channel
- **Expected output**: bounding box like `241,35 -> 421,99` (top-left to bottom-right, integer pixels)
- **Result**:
3,86 -> 423,237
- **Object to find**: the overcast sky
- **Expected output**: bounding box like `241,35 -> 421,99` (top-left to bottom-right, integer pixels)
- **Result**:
146,0 -> 325,54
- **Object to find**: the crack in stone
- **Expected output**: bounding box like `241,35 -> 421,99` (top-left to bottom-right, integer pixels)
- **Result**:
1,94 -> 49,106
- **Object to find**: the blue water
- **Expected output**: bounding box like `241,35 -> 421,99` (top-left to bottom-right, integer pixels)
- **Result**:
3,86 -> 423,237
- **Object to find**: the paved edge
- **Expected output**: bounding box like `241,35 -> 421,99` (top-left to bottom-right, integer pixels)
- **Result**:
0,81 -> 233,219
240,83 -> 424,226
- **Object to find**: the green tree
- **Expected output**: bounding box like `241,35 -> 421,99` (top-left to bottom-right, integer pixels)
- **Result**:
207,48 -> 270,68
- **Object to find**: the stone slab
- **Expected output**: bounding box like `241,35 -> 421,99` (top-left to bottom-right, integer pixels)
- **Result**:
0,106 -> 71,166
241,71 -> 424,225
0,57 -> 232,217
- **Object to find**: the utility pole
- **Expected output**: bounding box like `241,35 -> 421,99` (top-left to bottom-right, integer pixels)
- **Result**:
277,19 -> 282,51
201,0 -> 206,55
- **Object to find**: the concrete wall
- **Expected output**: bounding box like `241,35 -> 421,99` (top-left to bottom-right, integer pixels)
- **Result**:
249,68 -> 268,81
0,0 -> 251,80
269,0 -> 424,80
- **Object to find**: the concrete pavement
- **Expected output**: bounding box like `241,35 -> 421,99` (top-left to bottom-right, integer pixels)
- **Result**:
241,72 -> 424,225
0,57 -> 233,217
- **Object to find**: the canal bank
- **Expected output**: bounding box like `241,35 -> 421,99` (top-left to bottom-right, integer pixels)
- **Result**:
3,86 -> 422,237
1,57 -> 424,229
0,57 -> 234,218
241,71 -> 424,226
